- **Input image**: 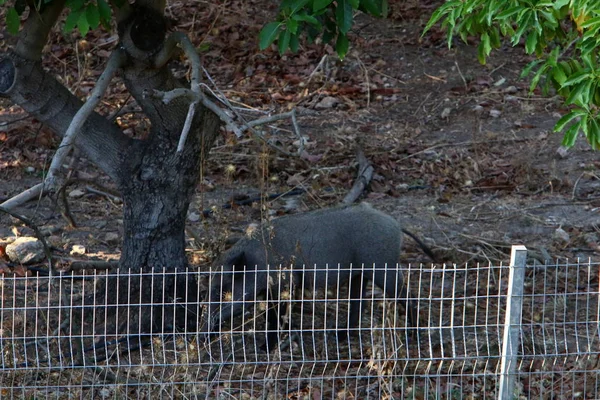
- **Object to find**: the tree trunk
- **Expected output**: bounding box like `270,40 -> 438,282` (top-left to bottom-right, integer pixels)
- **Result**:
101,106 -> 221,336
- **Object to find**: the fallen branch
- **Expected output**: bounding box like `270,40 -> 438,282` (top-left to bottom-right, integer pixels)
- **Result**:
342,148 -> 374,204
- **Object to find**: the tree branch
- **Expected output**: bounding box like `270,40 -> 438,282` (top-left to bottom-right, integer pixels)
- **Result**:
15,0 -> 67,60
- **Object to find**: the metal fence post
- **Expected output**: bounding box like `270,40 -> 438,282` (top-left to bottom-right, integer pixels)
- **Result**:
498,245 -> 527,400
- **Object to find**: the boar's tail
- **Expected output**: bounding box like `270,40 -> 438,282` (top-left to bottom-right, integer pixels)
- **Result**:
401,229 -> 436,262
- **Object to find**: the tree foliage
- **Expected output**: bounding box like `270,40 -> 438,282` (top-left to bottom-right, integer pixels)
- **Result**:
258,0 -> 388,59
424,0 -> 600,150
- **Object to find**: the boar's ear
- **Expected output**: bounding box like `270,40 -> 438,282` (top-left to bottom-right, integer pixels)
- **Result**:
225,251 -> 248,271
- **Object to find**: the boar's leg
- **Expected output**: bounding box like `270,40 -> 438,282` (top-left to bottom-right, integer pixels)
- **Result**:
375,267 -> 418,328
263,303 -> 282,352
345,272 -> 368,339
261,277 -> 294,352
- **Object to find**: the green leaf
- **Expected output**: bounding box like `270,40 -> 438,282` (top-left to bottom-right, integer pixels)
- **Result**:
529,63 -> 549,92
513,10 -> 532,45
554,110 -> 586,132
313,0 -> 333,12
566,80 -> 592,106
290,32 -> 300,52
278,29 -> 291,55
335,33 -> 349,59
588,116 -> 600,149
552,0 -> 570,9
349,0 -> 359,9
520,59 -> 543,79
292,12 -> 320,26
562,69 -> 592,87
286,18 -> 299,34
259,22 -> 283,50
561,120 -> 581,147
580,16 -> 600,29
424,1 -> 457,34
197,42 -> 210,52
64,9 -> 82,33
6,8 -> 20,35
78,9 -> 90,36
551,65 -> 568,86
97,0 -> 111,28
86,4 -> 100,30
496,6 -> 522,20
285,0 -> 311,14
66,0 -> 84,11
525,31 -> 538,54
477,33 -> 491,64
336,0 -> 353,34
360,0 -> 382,16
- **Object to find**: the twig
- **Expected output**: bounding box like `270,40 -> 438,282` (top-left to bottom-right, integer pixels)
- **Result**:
571,171 -> 586,201
306,55 -> 329,86
85,186 -> 122,203
454,60 -> 468,92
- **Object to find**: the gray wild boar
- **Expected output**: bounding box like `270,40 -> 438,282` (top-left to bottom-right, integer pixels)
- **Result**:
201,202 -> 433,349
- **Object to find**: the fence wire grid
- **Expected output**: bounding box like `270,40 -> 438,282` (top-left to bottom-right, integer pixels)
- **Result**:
0,247 -> 598,399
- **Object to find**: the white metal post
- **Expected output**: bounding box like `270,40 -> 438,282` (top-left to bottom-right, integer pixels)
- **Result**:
498,245 -> 527,400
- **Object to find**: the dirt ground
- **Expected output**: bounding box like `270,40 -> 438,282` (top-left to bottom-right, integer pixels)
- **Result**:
2,1 -> 600,267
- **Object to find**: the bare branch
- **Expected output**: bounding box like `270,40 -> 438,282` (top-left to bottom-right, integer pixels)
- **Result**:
46,49 -> 127,187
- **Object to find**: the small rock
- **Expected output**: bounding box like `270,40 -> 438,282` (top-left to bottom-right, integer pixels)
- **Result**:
187,212 -> 200,222
489,109 -> 502,118
552,112 -> 562,119
583,233 -> 599,245
504,85 -> 518,94
25,166 -> 35,173
504,95 -> 518,103
556,146 -> 569,158
70,245 -> 86,256
94,220 -> 108,229
553,227 -> 570,243
5,237 -> 45,264
472,105 -> 485,114
104,232 -> 120,243
493,77 -> 506,86
440,107 -> 451,119
69,189 -> 85,198
315,96 -> 339,109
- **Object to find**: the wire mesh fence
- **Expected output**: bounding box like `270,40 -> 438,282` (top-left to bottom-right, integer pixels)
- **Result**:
0,246 -> 598,399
